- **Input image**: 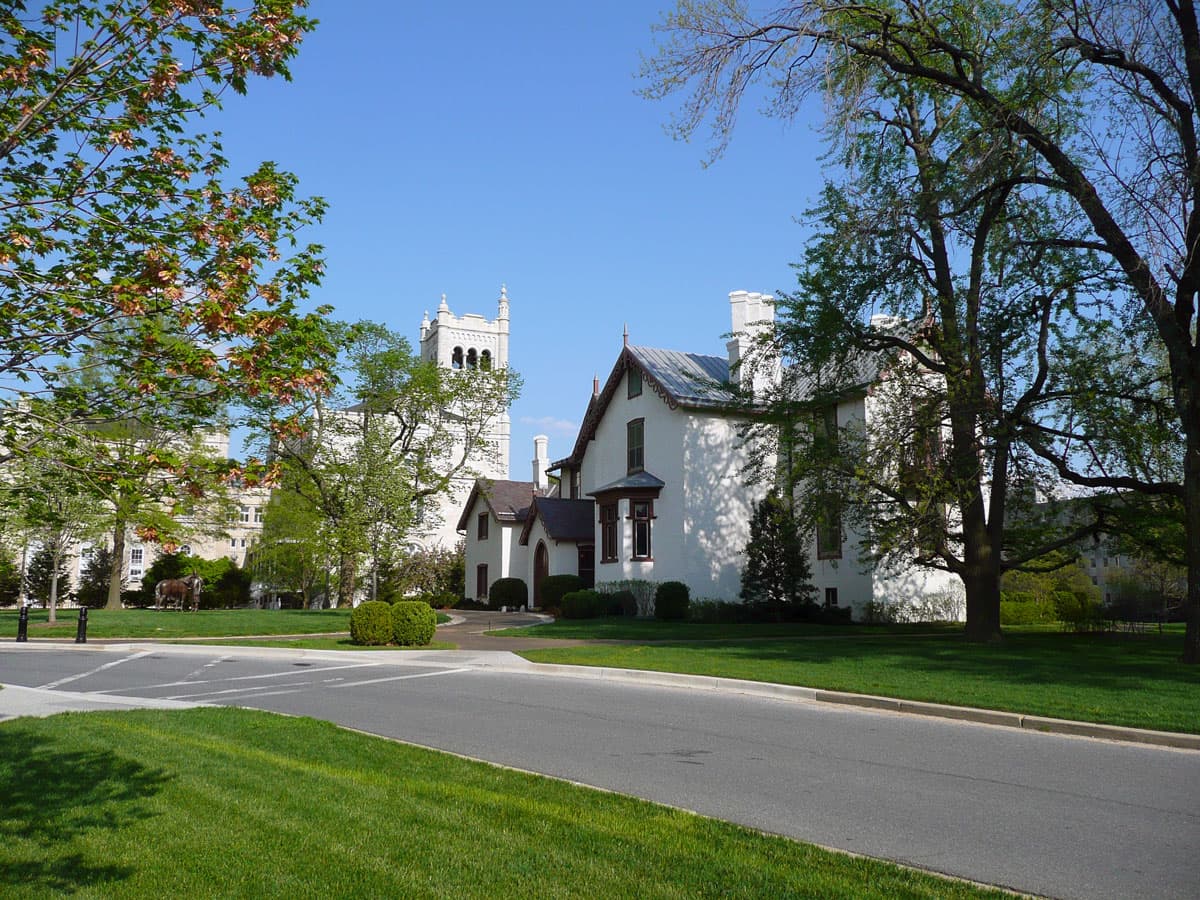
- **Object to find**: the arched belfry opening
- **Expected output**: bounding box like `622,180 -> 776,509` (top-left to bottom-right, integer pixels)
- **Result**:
452,346 -> 464,370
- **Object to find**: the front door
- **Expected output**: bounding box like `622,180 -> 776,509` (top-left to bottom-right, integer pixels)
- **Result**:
534,541 -> 549,607
577,544 -> 595,589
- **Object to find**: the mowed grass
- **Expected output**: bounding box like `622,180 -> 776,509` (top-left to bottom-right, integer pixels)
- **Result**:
177,636 -> 456,651
0,708 -> 1007,899
0,607 -> 352,640
517,624 -> 1200,734
495,618 -> 961,641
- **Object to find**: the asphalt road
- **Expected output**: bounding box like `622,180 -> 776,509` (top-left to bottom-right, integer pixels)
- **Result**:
2,644 -> 1197,900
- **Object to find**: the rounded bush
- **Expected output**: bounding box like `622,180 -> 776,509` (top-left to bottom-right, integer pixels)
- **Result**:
539,574 -> 583,611
610,589 -> 637,617
489,577 -> 528,610
654,581 -> 690,621
350,600 -> 394,646
561,589 -> 607,619
392,600 -> 437,646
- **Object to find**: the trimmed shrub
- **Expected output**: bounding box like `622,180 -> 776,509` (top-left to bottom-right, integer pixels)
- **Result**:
689,599 -> 748,624
655,581 -> 690,621
596,579 -> 657,617
608,589 -> 637,617
392,600 -> 437,646
350,600 -> 393,646
561,589 -> 608,619
489,577 -> 528,611
538,574 -> 583,611
999,598 -> 1057,626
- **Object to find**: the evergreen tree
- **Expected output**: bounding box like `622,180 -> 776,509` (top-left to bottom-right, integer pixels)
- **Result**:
740,492 -> 814,621
26,546 -> 69,607
77,547 -> 118,609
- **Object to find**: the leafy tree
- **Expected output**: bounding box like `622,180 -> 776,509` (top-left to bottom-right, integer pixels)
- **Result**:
250,477 -> 331,607
26,546 -> 69,608
381,542 -> 466,601
256,322 -> 519,607
645,0 -> 1199,656
0,1 -> 332,468
76,545 -> 117,609
0,552 -> 19,606
739,491 -> 814,621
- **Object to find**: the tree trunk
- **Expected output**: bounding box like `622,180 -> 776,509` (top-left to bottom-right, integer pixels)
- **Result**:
962,570 -> 1002,642
106,521 -> 125,610
1183,414 -> 1200,663
48,544 -> 62,625
337,550 -> 357,608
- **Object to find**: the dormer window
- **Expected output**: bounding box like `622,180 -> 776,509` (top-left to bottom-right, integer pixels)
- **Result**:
628,367 -> 642,398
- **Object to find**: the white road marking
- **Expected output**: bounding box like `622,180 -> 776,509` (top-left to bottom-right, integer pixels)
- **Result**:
163,681 -> 316,700
180,655 -> 232,683
90,662 -> 378,694
329,667 -> 472,689
36,651 -> 156,690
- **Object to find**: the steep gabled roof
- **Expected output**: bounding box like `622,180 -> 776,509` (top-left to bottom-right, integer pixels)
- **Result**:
519,497 -> 595,546
455,478 -> 540,533
548,344 -> 737,471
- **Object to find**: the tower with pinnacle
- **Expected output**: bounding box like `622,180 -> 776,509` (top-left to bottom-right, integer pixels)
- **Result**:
415,287 -> 512,547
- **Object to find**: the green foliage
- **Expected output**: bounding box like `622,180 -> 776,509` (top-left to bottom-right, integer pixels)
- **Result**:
999,598 -> 1058,626
1053,591 -> 1106,632
255,321 -> 520,607
0,2 -> 331,456
391,601 -> 436,646
539,574 -> 583,611
654,581 -> 690,621
207,567 -> 252,610
26,546 -> 69,606
383,542 -> 465,601
561,590 -> 609,619
739,491 -> 814,621
688,599 -> 749,624
349,601 -> 393,646
489,577 -> 528,610
596,580 -> 658,617
251,480 -> 329,607
0,553 -> 19,606
76,546 -> 116,609
610,589 -> 637,617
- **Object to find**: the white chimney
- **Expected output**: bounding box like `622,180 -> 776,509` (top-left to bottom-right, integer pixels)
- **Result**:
727,290 -> 777,395
532,435 -> 549,492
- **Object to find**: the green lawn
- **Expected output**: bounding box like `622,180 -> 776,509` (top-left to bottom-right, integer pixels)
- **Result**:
494,618 -> 961,641
177,636 -> 456,651
517,624 -> 1200,734
0,607 -> 353,640
0,708 -> 1007,899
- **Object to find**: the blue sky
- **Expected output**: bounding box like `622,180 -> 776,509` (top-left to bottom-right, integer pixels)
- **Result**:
216,1 -> 826,473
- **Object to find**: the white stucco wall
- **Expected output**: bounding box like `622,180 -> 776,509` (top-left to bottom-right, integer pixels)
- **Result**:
461,495 -> 527,602
580,368 -> 760,602
521,517 -> 581,597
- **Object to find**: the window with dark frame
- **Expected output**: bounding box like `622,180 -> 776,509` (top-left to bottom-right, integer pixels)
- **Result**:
628,366 -> 642,398
816,503 -> 842,560
825,587 -> 838,608
630,499 -> 653,560
627,418 -> 644,474
477,512 -> 489,541
476,564 -> 489,599
600,503 -> 619,562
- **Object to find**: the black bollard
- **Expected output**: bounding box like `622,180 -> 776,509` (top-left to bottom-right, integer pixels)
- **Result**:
75,606 -> 88,644
16,604 -> 28,642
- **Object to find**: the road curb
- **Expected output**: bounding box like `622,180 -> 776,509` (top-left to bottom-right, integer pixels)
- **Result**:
4,640 -> 1197,751
499,659 -> 1200,751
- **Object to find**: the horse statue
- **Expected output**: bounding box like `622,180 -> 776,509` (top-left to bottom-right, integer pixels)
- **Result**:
155,573 -> 203,611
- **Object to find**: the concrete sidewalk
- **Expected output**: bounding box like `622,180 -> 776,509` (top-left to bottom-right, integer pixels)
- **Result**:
2,639 -> 1198,751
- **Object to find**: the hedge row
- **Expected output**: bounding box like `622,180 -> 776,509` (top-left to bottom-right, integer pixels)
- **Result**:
350,600 -> 437,646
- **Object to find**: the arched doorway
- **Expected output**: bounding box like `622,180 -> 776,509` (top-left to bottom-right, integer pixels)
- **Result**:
534,541 -> 549,608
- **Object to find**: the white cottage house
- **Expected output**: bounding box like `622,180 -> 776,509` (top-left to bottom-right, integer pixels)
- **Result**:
459,290 -> 965,620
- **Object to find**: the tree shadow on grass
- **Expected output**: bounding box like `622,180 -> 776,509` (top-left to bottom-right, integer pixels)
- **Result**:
653,631 -> 1200,696
0,721 -> 173,894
